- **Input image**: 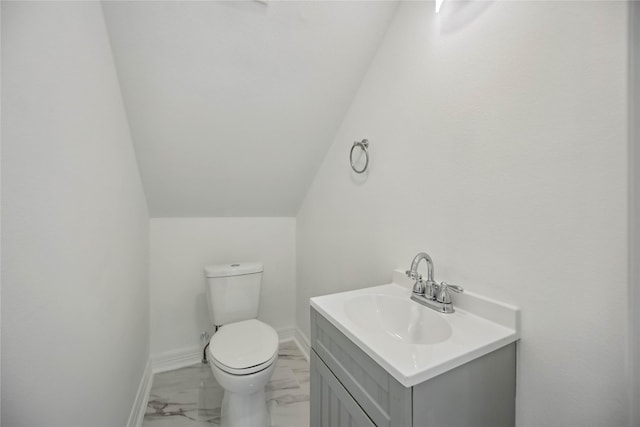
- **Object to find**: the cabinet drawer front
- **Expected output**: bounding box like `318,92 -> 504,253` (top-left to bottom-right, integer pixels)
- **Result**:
311,350 -> 375,427
311,308 -> 411,427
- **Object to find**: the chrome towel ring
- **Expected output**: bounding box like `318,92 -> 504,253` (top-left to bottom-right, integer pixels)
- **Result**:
350,139 -> 369,174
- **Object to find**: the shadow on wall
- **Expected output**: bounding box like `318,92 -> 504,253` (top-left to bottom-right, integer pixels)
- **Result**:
196,292 -> 211,334
439,0 -> 494,34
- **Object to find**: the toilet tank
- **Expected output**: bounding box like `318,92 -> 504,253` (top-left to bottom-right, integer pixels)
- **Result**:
204,262 -> 263,326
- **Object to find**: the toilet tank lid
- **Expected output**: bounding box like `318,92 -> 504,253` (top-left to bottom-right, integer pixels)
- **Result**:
204,262 -> 263,278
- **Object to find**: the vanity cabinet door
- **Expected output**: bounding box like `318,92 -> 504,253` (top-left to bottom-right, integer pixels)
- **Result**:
311,350 -> 375,427
310,308 -> 412,427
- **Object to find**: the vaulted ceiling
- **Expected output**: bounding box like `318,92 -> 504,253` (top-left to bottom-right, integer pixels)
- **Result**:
102,1 -> 398,217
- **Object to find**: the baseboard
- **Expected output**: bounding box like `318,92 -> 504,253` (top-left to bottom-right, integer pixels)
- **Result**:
293,327 -> 310,362
127,359 -> 153,427
151,346 -> 202,374
277,326 -> 295,343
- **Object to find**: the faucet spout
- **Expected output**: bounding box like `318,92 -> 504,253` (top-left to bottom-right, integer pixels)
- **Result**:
406,252 -> 438,298
408,252 -> 434,284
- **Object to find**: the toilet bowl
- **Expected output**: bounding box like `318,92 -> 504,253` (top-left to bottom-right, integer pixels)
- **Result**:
208,319 -> 279,427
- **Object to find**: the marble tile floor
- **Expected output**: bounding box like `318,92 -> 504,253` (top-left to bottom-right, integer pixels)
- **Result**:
143,341 -> 310,427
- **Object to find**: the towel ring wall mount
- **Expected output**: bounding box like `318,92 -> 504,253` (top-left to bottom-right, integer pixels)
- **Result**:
350,139 -> 369,174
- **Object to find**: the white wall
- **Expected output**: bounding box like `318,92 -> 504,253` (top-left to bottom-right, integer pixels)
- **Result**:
297,2 -> 629,426
150,218 -> 295,357
630,2 -> 639,425
2,2 -> 149,426
1,3 -> 4,424
102,1 -> 397,218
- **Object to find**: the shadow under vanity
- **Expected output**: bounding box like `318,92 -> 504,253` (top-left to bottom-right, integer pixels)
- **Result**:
309,269 -> 520,427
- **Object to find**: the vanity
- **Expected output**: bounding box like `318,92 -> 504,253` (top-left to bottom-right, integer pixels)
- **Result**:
309,269 -> 520,427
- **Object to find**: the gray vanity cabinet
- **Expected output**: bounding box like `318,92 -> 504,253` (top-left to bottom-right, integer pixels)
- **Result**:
310,307 -> 516,427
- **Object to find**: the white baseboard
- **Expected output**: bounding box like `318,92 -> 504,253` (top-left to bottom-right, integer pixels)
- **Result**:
277,326 -> 295,343
293,327 -> 310,362
127,359 -> 153,427
151,346 -> 202,374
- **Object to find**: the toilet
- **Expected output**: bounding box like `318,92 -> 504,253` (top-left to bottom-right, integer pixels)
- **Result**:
204,262 -> 278,427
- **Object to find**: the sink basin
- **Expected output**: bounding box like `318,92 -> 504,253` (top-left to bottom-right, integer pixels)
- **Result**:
344,294 -> 452,345
310,269 -> 520,387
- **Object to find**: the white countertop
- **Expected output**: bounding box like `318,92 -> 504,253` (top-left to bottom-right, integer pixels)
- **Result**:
310,270 -> 520,387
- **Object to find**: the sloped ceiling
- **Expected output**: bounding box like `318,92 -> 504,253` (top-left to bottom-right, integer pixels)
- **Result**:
102,1 -> 398,217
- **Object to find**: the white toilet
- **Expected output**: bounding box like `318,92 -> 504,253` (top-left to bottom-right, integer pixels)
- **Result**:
204,262 -> 278,427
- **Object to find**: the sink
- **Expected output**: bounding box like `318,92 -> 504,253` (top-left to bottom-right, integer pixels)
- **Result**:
310,269 -> 520,386
344,294 -> 452,345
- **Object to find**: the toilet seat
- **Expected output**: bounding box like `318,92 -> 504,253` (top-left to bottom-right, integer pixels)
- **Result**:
211,350 -> 278,376
209,319 -> 278,375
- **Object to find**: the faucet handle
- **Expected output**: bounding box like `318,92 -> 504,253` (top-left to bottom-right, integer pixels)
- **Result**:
412,276 -> 425,294
436,282 -> 464,304
441,282 -> 463,293
406,270 -> 421,280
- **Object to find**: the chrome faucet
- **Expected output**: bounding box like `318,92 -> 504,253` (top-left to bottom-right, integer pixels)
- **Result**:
406,252 -> 464,313
406,252 -> 437,298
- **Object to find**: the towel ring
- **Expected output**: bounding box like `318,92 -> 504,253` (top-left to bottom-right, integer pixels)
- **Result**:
350,139 -> 369,174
